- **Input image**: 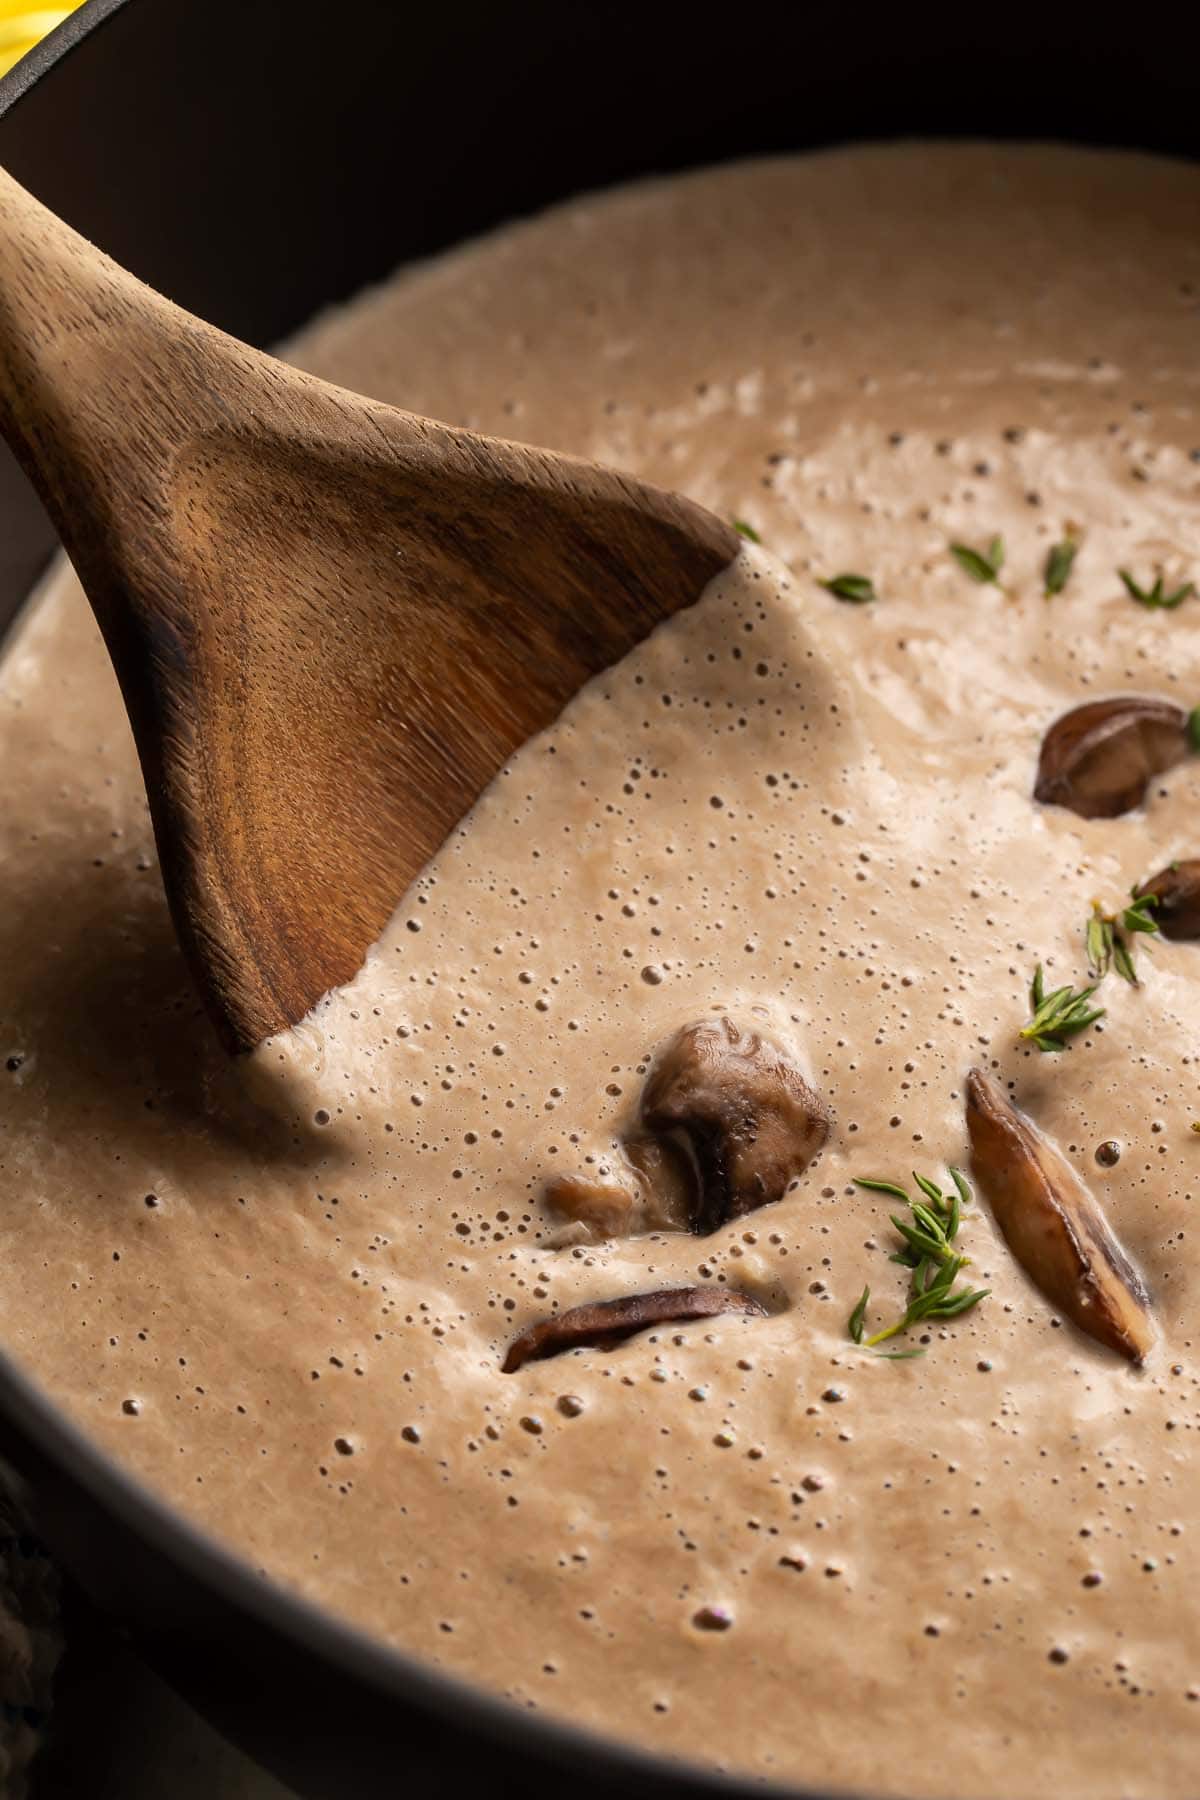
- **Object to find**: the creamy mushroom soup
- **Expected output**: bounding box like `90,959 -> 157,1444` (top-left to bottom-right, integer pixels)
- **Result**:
2,144 -> 1200,1797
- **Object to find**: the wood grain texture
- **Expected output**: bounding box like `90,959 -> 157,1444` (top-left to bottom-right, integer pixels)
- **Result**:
0,167 -> 738,1050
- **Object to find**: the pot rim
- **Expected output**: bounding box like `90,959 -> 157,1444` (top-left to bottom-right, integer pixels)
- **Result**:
0,0 -> 127,108
0,1320 -> 856,1800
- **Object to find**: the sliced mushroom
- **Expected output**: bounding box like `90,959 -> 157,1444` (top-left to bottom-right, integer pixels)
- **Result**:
545,1014 -> 829,1242
1033,696 -> 1190,819
545,1136 -> 693,1242
965,1068 -> 1153,1363
642,1015 -> 831,1235
1134,860 -> 1200,941
501,1286 -> 767,1372
544,1173 -> 640,1241
625,1133 -> 696,1224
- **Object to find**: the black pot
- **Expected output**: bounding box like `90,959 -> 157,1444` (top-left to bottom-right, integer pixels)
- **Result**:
0,5 -> 1196,1796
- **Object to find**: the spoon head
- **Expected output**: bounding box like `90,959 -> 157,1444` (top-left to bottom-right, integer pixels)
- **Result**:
0,165 -> 736,1049
139,399 -> 737,1048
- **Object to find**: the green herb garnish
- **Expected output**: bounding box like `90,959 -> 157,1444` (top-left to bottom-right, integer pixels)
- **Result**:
950,536 -> 1005,585
732,518 -> 762,544
1043,538 -> 1078,597
1085,894 -> 1159,986
1118,568 -> 1195,610
1188,707 -> 1200,752
1123,892 -> 1162,934
1084,911 -> 1110,977
1020,964 -> 1105,1052
820,573 -> 878,604
847,1167 -> 988,1352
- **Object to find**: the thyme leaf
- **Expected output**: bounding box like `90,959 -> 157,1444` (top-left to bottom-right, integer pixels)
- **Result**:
732,518 -> 762,543
1118,568 -> 1195,610
1020,964 -> 1105,1051
820,572 -> 878,604
1085,909 -> 1114,977
1043,538 -> 1078,597
1123,892 -> 1161,934
1084,894 -> 1159,986
1112,937 -> 1138,985
950,535 -> 1005,584
848,1168 -> 988,1353
851,1176 -> 911,1205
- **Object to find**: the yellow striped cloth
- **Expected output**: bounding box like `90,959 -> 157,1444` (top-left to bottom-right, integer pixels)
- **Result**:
0,4 -> 84,78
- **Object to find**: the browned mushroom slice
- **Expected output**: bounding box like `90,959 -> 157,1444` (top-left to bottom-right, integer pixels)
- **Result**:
1033,696 -> 1189,819
1134,859 -> 1200,941
545,1136 -> 694,1243
501,1286 -> 767,1372
641,1016 -> 830,1235
965,1069 -> 1153,1363
624,1133 -> 696,1227
544,1172 -> 641,1242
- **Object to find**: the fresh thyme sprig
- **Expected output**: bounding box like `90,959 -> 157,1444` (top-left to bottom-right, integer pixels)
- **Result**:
847,1168 -> 989,1354
1043,537 -> 1078,598
1085,893 -> 1160,985
950,535 -> 1005,585
820,572 -> 877,604
732,518 -> 762,544
1019,964 -> 1105,1052
1122,892 -> 1161,934
1118,568 -> 1195,610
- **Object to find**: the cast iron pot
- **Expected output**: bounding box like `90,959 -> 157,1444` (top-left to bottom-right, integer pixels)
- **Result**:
0,4 -> 1196,1795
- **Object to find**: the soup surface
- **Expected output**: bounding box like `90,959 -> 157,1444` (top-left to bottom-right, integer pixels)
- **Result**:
2,144 -> 1200,1797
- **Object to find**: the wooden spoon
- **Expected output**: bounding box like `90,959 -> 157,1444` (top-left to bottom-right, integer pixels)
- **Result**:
0,168 -> 739,1051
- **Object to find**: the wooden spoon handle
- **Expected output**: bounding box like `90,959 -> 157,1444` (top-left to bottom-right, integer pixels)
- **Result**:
0,167 -> 163,526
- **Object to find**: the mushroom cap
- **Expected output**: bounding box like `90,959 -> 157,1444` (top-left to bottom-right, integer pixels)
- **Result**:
1134,858 -> 1200,941
965,1068 -> 1153,1363
1033,695 -> 1188,819
642,1015 -> 830,1234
